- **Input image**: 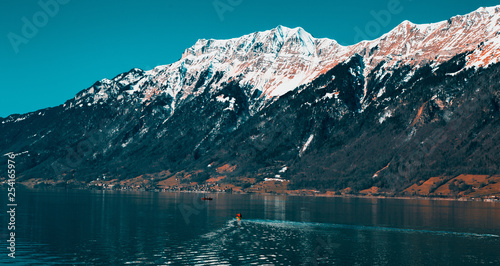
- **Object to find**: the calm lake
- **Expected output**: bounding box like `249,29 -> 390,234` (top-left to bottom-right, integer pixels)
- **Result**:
1,188 -> 499,265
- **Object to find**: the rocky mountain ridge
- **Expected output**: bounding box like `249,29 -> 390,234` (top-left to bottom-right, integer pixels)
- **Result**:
1,6 -> 499,197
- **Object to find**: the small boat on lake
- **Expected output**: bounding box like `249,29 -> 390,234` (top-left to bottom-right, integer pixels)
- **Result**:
201,194 -> 213,200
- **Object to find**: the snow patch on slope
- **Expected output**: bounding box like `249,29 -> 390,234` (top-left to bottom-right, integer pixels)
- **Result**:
299,134 -> 314,156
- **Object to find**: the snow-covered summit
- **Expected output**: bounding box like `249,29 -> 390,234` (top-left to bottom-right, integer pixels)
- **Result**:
70,6 -> 500,115
182,25 -> 322,59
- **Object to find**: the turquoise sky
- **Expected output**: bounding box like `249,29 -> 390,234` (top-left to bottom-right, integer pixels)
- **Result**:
1,0 -> 498,117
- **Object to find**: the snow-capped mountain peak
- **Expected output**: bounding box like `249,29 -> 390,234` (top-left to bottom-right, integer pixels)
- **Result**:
67,6 -> 500,117
181,25 -> 319,59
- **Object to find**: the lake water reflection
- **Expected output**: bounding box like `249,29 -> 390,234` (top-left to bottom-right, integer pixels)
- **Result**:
1,188 -> 499,265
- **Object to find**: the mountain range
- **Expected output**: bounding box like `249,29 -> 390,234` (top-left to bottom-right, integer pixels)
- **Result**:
2,6 -> 499,197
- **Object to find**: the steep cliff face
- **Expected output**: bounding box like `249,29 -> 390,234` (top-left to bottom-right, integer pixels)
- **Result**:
1,6 -> 499,193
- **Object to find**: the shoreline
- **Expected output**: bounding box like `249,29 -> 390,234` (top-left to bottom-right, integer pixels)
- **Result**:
8,180 -> 500,203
